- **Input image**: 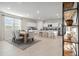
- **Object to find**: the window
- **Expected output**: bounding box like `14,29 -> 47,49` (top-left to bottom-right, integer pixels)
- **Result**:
5,16 -> 21,30
5,17 -> 14,26
14,19 -> 21,30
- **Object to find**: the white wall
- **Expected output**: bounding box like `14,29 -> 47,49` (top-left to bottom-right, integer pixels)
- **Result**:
37,21 -> 43,30
21,18 -> 62,30
45,18 -> 62,23
0,15 -> 5,40
21,18 -> 44,30
21,18 -> 37,30
44,22 -> 59,27
43,18 -> 62,27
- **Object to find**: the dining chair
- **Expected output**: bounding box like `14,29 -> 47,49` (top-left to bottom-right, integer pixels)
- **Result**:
12,30 -> 24,44
27,31 -> 34,42
53,31 -> 58,39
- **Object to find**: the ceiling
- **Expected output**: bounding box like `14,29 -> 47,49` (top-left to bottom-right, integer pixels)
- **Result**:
0,2 -> 62,20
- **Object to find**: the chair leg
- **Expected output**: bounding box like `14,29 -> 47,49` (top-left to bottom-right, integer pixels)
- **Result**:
27,39 -> 29,43
32,38 -> 34,41
12,37 -> 15,42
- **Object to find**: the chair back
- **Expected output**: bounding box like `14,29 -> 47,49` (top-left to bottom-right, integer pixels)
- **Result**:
28,31 -> 34,38
14,30 -> 20,39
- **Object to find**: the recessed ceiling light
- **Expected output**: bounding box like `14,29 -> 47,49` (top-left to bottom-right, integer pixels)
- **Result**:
56,13 -> 60,18
38,17 -> 40,19
56,13 -> 59,16
7,8 -> 11,10
37,10 -> 40,14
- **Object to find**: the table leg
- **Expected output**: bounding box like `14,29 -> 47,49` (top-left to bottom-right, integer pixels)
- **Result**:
24,34 -> 27,43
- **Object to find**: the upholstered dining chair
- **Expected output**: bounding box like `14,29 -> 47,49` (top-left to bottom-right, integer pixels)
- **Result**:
12,30 -> 24,44
27,31 -> 34,42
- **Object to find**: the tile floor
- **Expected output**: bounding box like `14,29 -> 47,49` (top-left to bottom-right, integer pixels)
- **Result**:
0,36 -> 62,56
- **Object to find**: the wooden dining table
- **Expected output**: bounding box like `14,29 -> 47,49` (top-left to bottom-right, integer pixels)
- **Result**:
20,31 -> 28,43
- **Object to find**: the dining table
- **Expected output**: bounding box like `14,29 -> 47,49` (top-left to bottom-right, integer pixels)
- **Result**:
20,31 -> 28,43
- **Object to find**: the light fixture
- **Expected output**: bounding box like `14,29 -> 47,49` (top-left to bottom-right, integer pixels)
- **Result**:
56,13 -> 60,18
7,8 -> 11,10
56,13 -> 58,16
38,17 -> 40,19
37,10 -> 40,14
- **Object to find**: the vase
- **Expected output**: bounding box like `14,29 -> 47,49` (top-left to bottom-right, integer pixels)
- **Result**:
65,19 -> 73,26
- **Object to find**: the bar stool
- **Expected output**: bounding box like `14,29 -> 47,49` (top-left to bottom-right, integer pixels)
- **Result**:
53,31 -> 58,39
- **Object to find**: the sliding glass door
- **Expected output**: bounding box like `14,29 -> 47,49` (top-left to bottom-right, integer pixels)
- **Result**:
4,16 -> 21,40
